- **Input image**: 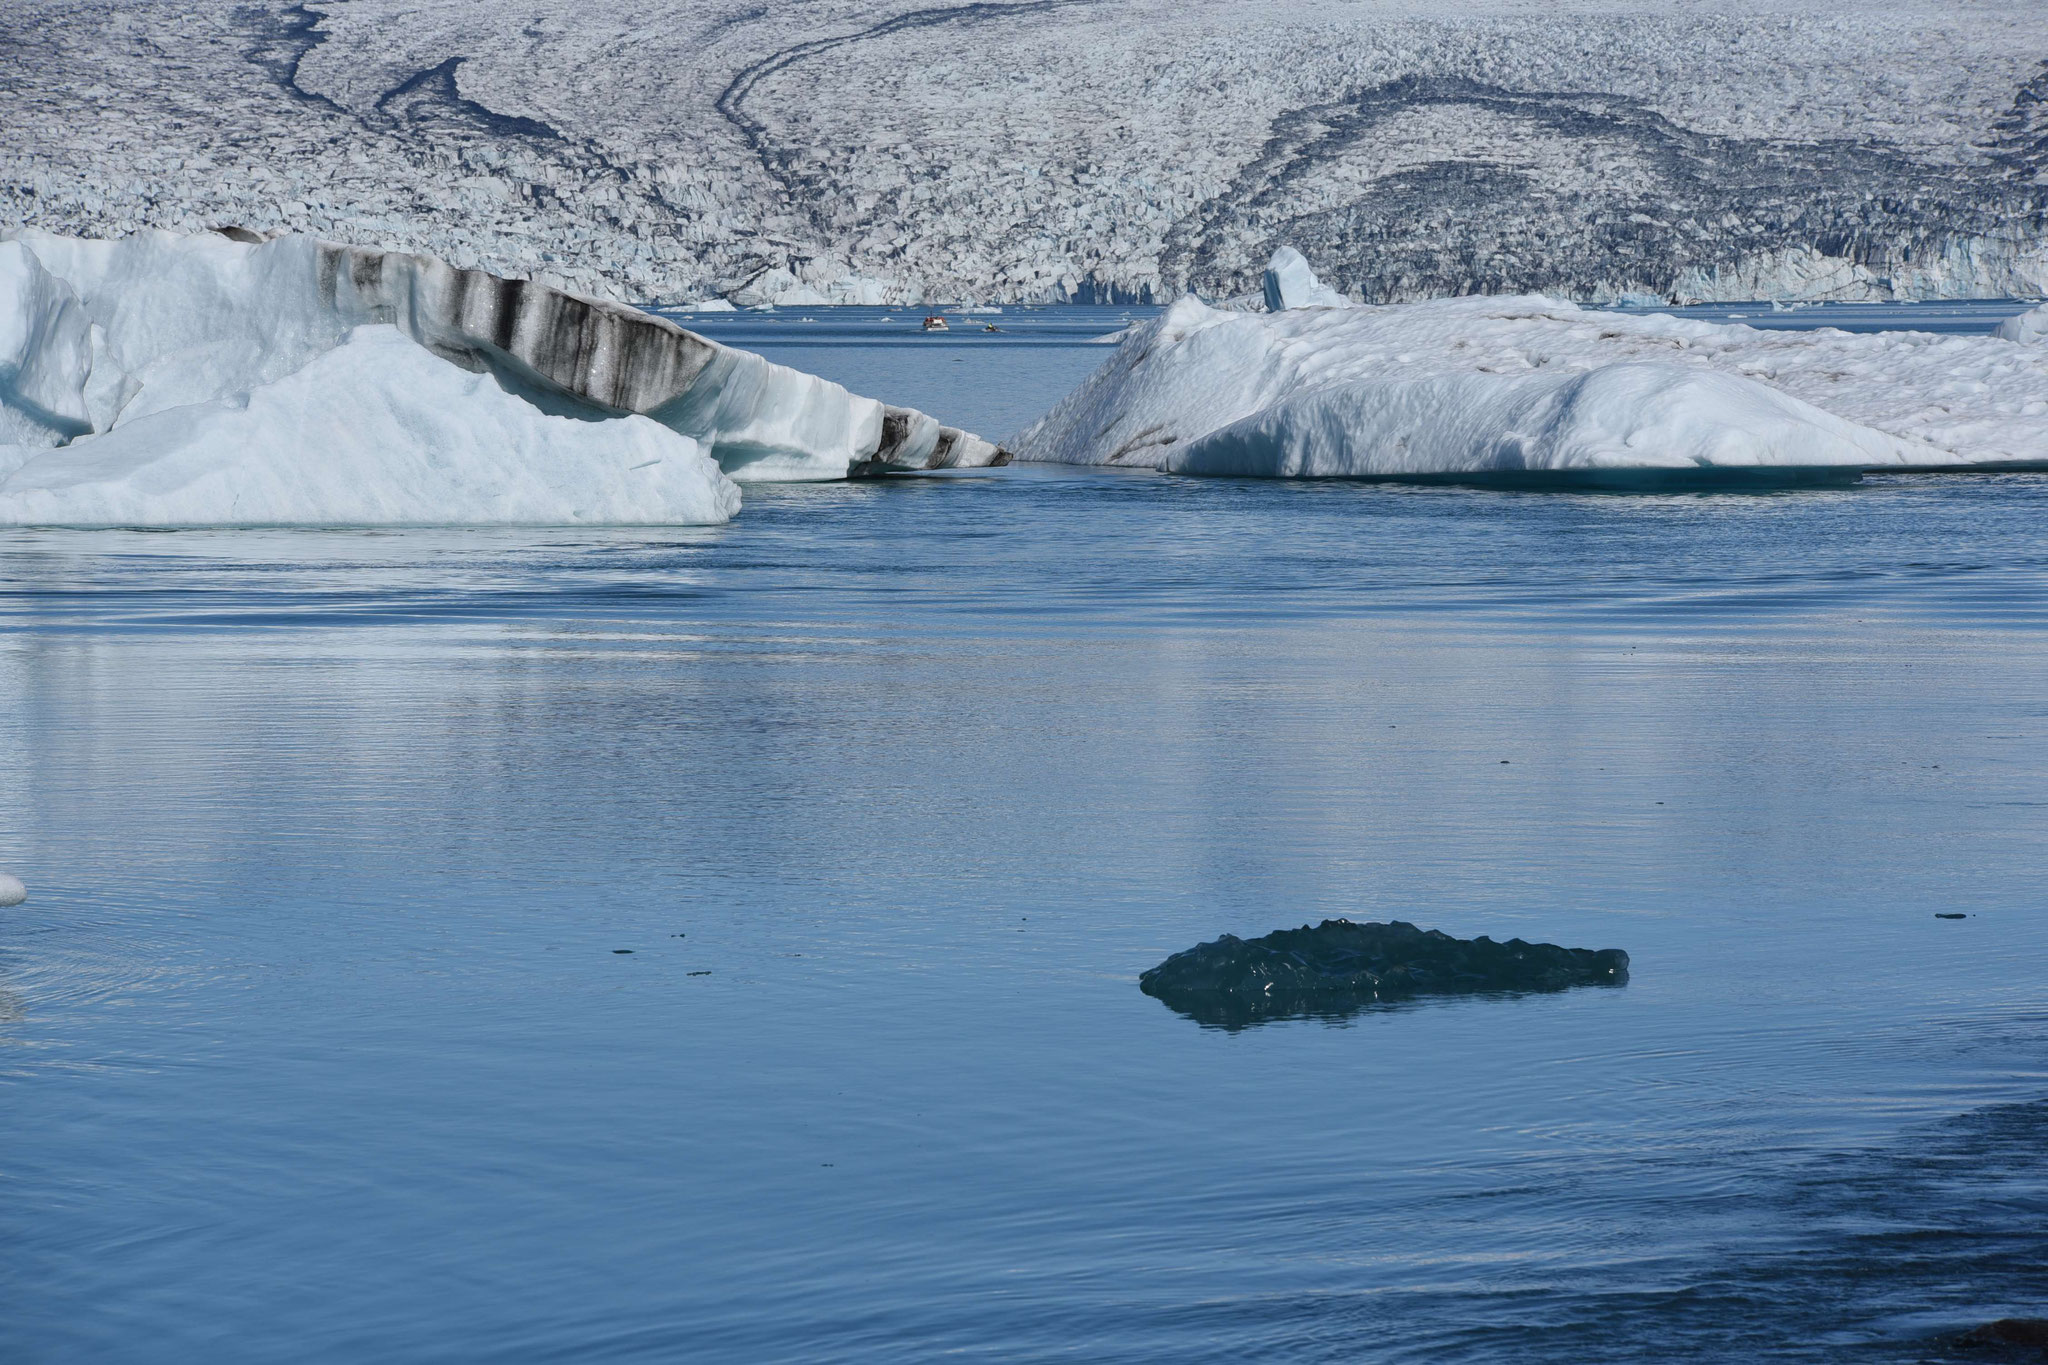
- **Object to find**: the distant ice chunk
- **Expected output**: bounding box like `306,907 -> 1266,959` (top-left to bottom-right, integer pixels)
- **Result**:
1994,302 -> 2048,345
1014,294 -> 2048,476
1262,247 -> 1349,312
0,326 -> 740,526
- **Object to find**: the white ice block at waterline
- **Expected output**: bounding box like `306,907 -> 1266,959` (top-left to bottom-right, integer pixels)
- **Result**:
0,874 -> 25,906
1994,302 -> 2048,345
0,326 -> 740,526
1011,291 -> 2048,475
3,228 -> 1007,481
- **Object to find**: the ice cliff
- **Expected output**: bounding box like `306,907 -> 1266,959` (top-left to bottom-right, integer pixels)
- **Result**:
0,229 -> 1002,525
1013,253 -> 2048,480
4,0 -> 2045,307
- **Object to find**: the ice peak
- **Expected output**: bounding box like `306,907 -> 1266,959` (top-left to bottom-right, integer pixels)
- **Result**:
1263,248 -> 1349,312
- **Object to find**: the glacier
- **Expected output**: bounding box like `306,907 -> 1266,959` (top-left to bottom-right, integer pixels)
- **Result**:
1010,253 -> 2048,480
3,1 -> 2045,308
0,229 -> 1004,526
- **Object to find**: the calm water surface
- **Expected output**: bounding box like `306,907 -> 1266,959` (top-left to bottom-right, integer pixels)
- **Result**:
3,313 -> 2046,1362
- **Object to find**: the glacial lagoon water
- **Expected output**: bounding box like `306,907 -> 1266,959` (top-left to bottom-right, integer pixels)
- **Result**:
4,307 -> 2048,1362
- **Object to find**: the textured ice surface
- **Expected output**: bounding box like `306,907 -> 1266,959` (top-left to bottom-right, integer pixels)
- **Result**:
1171,365 -> 1932,480
1013,292 -> 2048,477
0,326 -> 739,526
1140,919 -> 1630,1029
0,242 -> 95,447
2,1 -> 2043,306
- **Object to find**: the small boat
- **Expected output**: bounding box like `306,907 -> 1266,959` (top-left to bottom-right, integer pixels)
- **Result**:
983,323 -> 1000,333
921,315 -> 949,331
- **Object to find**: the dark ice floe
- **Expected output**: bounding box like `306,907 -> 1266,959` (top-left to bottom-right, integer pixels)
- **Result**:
1140,919 -> 1629,1029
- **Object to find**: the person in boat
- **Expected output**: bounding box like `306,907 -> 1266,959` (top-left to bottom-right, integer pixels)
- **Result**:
921,314 -> 949,331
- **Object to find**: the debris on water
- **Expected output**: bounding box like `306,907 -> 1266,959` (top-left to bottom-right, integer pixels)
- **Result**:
688,970 -> 712,977
1936,912 -> 1969,920
613,949 -> 634,954
1140,918 -> 1629,1029
0,874 -> 25,906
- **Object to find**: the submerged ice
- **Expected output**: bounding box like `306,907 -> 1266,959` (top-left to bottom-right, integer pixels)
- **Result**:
0,229 -> 1003,526
1011,252 -> 2048,480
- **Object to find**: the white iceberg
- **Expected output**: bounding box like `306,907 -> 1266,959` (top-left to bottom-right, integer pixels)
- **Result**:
1,326 -> 737,527
0,229 -> 1007,525
1013,291 -> 2048,479
1994,302 -> 2048,345
1263,248 -> 1349,312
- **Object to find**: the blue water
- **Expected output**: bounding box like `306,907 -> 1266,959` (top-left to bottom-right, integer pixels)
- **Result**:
4,312 -> 2048,1362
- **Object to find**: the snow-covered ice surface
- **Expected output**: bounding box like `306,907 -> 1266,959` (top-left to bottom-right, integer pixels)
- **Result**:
3,1 -> 2045,306
0,229 -> 1006,524
1013,273 -> 2048,479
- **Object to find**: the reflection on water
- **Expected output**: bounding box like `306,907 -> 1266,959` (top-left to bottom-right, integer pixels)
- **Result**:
2,465 -> 2047,1359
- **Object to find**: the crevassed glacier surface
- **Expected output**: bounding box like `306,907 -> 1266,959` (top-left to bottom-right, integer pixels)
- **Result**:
3,0 -> 2044,306
1013,259 -> 2048,478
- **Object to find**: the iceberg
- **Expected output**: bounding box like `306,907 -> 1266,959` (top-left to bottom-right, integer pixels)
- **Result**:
1994,302 -> 2048,345
1263,247 -> 1349,312
1,326 -> 737,527
1014,286 -> 2048,479
0,229 -> 1007,527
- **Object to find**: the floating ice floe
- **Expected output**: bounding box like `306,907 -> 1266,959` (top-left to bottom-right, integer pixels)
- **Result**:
1012,252 -> 2048,481
1140,919 -> 1629,1030
0,229 -> 1005,527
